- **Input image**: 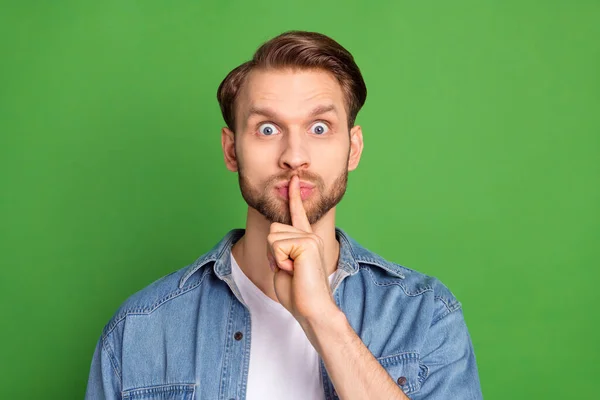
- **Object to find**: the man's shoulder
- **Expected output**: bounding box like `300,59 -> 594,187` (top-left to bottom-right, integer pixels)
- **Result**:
101,230 -> 241,337
349,237 -> 462,316
101,260 -> 213,338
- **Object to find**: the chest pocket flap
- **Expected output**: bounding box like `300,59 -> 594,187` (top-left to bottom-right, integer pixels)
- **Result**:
122,383 -> 195,399
377,352 -> 428,396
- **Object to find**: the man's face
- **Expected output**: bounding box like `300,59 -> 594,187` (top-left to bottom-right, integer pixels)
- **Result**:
226,68 -> 358,226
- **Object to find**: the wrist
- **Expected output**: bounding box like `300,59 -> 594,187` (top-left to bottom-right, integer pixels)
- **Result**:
300,304 -> 348,351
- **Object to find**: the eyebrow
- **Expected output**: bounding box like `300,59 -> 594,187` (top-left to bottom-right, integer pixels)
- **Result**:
246,104 -> 337,120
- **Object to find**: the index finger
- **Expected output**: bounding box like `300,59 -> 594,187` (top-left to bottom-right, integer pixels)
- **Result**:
288,175 -> 312,233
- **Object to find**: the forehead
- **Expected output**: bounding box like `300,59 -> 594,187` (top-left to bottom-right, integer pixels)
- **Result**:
236,68 -> 347,123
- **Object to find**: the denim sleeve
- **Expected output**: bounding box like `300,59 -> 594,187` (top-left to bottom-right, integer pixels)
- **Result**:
84,336 -> 121,400
413,306 -> 483,400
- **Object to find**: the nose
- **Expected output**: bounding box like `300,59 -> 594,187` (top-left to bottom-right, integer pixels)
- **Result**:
278,129 -> 310,171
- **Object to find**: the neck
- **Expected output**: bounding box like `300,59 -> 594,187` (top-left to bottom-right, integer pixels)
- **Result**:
231,206 -> 340,302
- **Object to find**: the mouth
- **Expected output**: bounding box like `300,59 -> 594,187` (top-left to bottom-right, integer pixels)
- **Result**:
275,182 -> 315,201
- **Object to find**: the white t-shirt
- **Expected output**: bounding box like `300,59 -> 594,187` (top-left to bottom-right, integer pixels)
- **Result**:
230,251 -> 337,400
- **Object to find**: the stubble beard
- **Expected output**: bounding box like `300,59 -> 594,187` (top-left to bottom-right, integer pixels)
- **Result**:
237,164 -> 349,226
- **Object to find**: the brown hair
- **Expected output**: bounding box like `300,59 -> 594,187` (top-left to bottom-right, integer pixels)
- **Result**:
216,31 -> 367,132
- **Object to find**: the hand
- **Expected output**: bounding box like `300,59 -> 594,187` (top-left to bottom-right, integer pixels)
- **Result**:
267,175 -> 337,324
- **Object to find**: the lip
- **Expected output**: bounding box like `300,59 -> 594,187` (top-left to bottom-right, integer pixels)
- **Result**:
274,180 -> 315,190
274,180 -> 315,200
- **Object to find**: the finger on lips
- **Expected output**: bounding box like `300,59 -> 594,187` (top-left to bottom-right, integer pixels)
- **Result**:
288,175 -> 312,233
266,175 -> 314,275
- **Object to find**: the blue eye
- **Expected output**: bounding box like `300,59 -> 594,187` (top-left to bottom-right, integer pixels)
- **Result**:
311,122 -> 329,135
258,123 -> 279,136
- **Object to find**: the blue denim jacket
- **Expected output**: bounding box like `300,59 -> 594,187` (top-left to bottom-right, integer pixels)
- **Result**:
85,227 -> 482,399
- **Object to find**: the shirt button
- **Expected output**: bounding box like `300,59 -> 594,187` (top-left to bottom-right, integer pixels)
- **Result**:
233,331 -> 243,341
397,376 -> 407,386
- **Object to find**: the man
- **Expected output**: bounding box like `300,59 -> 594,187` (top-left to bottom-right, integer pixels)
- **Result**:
85,31 -> 482,399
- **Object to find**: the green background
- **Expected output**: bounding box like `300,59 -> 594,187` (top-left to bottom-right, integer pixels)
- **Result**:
1,1 -> 598,398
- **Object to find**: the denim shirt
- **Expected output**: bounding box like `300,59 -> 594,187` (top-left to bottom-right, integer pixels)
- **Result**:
85,227 -> 483,399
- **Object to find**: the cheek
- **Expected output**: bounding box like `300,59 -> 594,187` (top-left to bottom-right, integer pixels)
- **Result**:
313,142 -> 349,166
239,145 -> 276,176
311,146 -> 349,185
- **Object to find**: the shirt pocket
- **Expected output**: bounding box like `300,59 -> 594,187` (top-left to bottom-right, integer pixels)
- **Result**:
122,384 -> 196,400
377,352 -> 428,396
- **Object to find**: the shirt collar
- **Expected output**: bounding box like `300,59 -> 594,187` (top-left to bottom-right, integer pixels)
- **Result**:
179,226 -> 404,289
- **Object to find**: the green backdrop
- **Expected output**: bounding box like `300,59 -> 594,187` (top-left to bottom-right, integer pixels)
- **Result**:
1,1 -> 598,398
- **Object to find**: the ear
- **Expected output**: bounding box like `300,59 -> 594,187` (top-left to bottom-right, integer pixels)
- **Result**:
347,125 -> 364,171
221,127 -> 238,172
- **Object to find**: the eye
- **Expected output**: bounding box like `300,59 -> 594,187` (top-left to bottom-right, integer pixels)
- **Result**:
310,122 -> 329,135
258,123 -> 280,136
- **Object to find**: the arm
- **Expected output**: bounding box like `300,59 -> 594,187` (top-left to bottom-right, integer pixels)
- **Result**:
84,337 -> 122,400
301,304 -> 410,400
